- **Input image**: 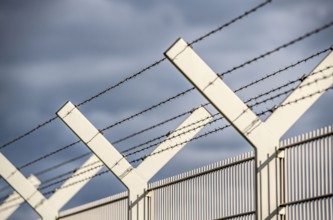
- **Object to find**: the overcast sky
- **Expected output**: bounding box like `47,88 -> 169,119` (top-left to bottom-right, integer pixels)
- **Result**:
0,0 -> 333,219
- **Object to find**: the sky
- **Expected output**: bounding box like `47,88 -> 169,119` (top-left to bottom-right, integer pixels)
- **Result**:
0,0 -> 332,219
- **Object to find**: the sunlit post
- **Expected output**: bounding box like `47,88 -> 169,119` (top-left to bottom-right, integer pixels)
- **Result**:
57,101 -> 212,220
165,38 -> 333,220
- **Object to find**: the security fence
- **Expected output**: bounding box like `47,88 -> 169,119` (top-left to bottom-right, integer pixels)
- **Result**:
57,124 -> 333,220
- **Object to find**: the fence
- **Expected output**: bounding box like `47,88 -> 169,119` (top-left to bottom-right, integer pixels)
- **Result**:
280,125 -> 333,219
57,124 -> 333,220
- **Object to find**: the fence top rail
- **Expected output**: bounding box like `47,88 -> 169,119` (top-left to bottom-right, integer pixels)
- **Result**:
59,191 -> 128,218
279,124 -> 332,150
148,151 -> 254,190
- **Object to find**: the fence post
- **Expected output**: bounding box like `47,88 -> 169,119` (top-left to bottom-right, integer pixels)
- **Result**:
0,153 -> 58,220
164,38 -> 333,219
57,101 -> 212,220
1,151 -> 115,219
0,175 -> 41,219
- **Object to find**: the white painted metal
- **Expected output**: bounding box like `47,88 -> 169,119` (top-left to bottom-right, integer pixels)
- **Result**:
165,38 -> 333,220
59,192 -> 128,220
0,153 -> 58,220
149,152 -> 255,220
58,152 -> 256,220
280,124 -> 333,219
55,125 -> 333,220
0,175 -> 41,219
57,101 -> 212,220
48,155 -> 102,211
1,150 -> 113,220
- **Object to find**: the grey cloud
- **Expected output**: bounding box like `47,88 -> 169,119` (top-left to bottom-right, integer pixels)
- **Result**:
1,0 -> 333,218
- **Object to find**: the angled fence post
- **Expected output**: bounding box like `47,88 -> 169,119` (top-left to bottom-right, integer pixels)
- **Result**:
47,155 -> 102,211
57,101 -> 212,220
0,153 -> 58,220
0,175 -> 41,219
1,153 -> 105,220
165,38 -> 333,220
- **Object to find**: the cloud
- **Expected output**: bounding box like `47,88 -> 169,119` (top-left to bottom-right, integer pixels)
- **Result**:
0,0 -> 332,218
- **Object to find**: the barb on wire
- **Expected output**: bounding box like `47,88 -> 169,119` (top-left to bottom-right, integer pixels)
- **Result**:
4,72 -> 330,201
0,116 -> 58,151
77,58 -> 166,107
124,112 -> 221,157
15,46 -> 331,177
190,0 -> 272,45
234,47 -> 332,93
248,67 -> 333,109
0,0 -> 273,154
40,159 -> 102,187
219,21 -> 333,77
38,163 -> 104,191
132,84 -> 333,163
100,88 -> 195,132
18,140 -> 81,170
34,152 -> 91,177
112,109 -> 193,145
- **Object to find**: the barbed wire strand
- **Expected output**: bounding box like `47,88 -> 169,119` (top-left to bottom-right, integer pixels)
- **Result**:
2,75 -> 332,207
38,67 -> 333,197
14,47 -> 331,173
37,65 -> 333,189
219,21 -> 333,77
0,0 -> 271,152
34,152 -> 91,177
190,0 -> 272,45
1,20 -> 331,155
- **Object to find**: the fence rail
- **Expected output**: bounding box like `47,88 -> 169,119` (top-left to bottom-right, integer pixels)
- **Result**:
58,124 -> 333,220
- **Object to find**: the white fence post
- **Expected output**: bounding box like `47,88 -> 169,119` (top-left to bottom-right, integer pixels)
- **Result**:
1,152 -> 110,220
0,153 -> 58,220
165,38 -> 333,219
0,175 -> 41,219
57,101 -> 212,220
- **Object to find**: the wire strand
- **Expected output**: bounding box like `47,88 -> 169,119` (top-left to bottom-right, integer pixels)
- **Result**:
219,21 -> 333,77
190,0 -> 272,45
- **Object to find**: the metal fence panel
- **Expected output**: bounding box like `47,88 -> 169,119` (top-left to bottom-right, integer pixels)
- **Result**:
58,125 -> 333,220
58,192 -> 128,220
280,124 -> 333,219
148,152 -> 255,220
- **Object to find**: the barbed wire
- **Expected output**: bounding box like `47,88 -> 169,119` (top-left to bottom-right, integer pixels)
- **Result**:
1,21 -> 331,203
2,82 -> 332,208
3,66 -> 327,205
131,86 -> 333,163
123,112 -> 220,157
18,140 -> 81,171
38,163 -> 105,191
1,22 -> 330,156
13,47 -> 331,174
0,116 -> 58,151
189,0 -> 272,45
1,5 -> 332,212
34,152 -> 90,177
0,1 -> 271,153
234,47 -> 332,93
112,109 -> 192,145
100,88 -> 195,132
248,68 -> 333,109
219,21 -> 333,77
